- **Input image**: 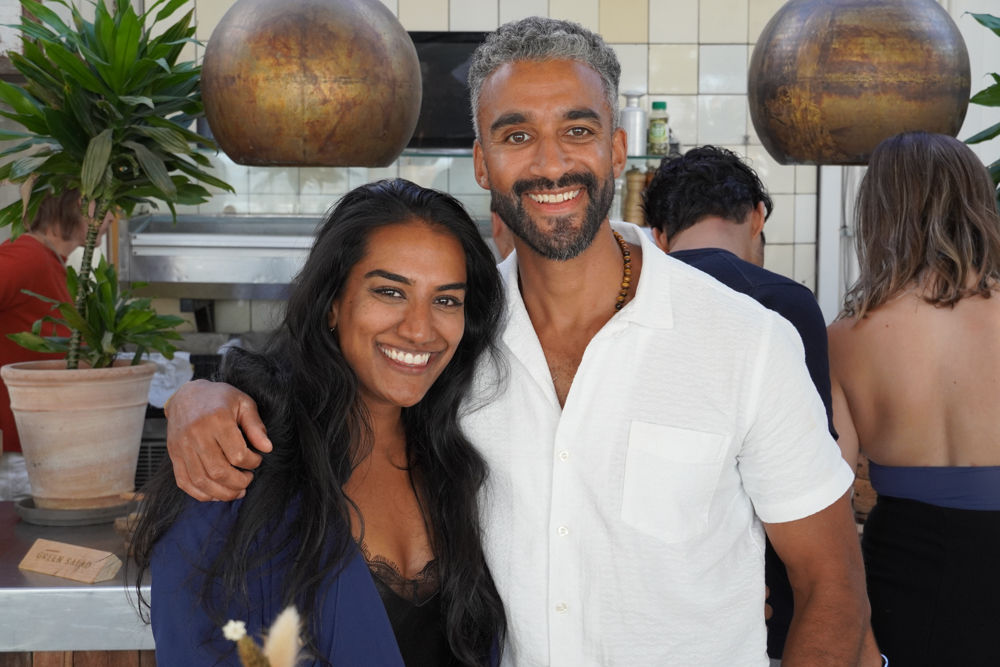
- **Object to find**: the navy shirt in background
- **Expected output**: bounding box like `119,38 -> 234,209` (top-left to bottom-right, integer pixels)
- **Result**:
670,247 -> 837,660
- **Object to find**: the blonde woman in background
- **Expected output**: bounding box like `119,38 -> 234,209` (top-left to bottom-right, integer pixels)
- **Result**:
828,131 -> 1000,667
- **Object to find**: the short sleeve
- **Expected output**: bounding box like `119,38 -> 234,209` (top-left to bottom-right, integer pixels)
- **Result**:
737,312 -> 854,524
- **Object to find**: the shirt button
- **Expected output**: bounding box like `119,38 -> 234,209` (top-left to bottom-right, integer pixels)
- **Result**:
555,602 -> 568,613
558,450 -> 570,461
557,526 -> 570,536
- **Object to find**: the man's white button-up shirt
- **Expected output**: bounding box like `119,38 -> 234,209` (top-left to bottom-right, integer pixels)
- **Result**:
461,222 -> 855,667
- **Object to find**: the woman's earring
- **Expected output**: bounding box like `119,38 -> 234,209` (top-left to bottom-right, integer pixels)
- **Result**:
329,326 -> 336,334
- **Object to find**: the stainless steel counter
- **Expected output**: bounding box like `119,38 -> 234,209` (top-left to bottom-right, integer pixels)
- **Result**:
0,502 -> 153,651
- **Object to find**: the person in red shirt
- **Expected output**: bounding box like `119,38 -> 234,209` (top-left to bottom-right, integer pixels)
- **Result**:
0,189 -> 107,500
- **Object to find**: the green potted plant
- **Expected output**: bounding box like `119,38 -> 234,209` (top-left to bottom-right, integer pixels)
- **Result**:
0,0 -> 233,509
965,12 -> 1000,210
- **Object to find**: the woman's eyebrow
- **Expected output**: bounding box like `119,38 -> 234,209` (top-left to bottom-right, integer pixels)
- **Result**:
437,282 -> 468,292
365,269 -> 410,284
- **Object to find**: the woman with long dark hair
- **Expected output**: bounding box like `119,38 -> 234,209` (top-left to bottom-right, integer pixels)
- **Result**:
131,179 -> 508,666
829,132 -> 1000,666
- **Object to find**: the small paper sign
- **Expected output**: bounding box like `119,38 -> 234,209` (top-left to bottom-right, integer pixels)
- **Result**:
18,538 -> 122,584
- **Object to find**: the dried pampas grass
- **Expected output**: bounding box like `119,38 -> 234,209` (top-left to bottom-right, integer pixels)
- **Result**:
263,607 -> 304,667
223,606 -> 305,667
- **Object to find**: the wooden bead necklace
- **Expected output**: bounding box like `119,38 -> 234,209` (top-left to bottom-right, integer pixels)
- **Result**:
613,229 -> 631,311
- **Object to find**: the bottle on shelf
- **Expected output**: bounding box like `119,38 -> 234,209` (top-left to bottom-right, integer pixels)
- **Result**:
648,101 -> 669,156
623,166 -> 647,226
620,91 -> 648,157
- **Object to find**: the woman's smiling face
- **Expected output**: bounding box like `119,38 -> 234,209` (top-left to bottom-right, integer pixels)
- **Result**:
329,220 -> 468,413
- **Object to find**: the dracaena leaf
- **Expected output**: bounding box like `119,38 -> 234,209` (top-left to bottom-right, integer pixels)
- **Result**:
7,331 -> 62,354
0,139 -> 40,160
20,289 -> 63,306
9,52 -> 64,95
56,302 -> 89,333
0,110 -> 49,135
123,140 -> 177,197
20,40 -> 62,81
969,13 -> 1000,38
64,83 -> 98,136
66,265 -> 78,299
966,121 -> 1000,145
43,107 -> 89,158
10,155 -> 48,180
94,0 -> 115,62
43,41 -> 110,97
120,95 -> 155,109
113,7 -> 142,91
0,80 -> 44,117
132,125 -> 192,154
0,128 -> 38,145
145,115 -> 206,143
971,83 -> 1000,107
19,0 -> 72,35
81,129 -> 113,198
14,18 -> 59,44
154,0 -> 192,24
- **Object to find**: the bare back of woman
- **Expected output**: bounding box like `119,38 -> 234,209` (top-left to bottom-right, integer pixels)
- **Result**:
830,284 -> 1000,468
827,132 -> 1000,667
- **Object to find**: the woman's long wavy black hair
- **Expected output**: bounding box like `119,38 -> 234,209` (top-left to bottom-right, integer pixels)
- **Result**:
131,179 -> 508,665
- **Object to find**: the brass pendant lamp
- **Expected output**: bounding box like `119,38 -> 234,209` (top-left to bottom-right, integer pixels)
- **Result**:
748,0 -> 971,165
202,0 -> 422,167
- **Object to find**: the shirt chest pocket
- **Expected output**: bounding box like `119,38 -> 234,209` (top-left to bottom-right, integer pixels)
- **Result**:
620,421 -> 730,544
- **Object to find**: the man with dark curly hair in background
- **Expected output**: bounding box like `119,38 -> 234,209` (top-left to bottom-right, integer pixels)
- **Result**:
643,145 -> 843,665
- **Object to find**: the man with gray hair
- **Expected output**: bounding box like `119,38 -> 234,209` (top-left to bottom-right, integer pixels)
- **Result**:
163,16 -> 881,667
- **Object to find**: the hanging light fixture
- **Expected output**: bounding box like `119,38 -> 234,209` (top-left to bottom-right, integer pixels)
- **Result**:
202,0 -> 422,167
749,0 -> 970,165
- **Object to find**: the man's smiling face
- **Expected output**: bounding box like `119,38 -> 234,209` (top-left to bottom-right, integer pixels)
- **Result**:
473,59 -> 628,261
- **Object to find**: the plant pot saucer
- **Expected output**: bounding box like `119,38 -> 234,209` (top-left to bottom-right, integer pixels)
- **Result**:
15,498 -> 130,527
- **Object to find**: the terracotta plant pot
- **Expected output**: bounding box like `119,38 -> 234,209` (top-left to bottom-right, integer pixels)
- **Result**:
1,359 -> 155,510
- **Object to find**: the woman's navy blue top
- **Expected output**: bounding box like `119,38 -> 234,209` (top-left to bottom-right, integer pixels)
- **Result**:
151,498 -> 407,666
868,461 -> 1000,511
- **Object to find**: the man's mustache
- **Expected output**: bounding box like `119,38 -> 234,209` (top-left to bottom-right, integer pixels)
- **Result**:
511,172 -> 598,198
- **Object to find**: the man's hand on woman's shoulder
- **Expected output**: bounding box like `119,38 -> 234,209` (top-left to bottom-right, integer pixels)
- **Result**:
165,379 -> 272,502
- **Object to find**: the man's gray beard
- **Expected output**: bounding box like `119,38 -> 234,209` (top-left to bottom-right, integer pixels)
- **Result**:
491,174 -> 616,261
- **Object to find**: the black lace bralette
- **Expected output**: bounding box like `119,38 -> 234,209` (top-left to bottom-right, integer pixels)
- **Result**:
358,541 -> 461,667
358,540 -> 440,605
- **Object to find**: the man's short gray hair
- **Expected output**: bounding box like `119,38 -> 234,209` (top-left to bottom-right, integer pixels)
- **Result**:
468,17 -> 622,140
